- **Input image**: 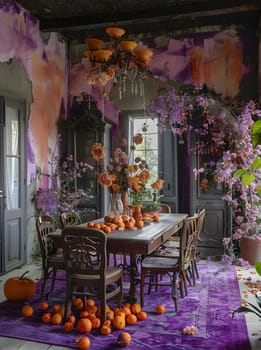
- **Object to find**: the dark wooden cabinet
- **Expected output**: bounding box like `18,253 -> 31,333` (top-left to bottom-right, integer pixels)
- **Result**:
60,94 -> 105,222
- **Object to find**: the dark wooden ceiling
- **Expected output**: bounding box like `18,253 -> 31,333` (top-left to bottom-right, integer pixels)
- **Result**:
16,0 -> 261,43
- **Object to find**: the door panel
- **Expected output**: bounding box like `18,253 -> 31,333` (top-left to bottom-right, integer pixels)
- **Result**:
0,97 -> 26,273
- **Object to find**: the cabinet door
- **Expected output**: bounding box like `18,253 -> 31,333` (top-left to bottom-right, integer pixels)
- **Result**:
74,129 -> 101,222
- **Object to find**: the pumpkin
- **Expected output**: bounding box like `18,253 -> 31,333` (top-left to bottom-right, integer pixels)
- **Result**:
3,271 -> 36,302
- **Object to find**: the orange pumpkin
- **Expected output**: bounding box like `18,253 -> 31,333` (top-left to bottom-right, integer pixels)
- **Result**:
77,336 -> 91,350
113,315 -> 126,329
4,271 -> 36,302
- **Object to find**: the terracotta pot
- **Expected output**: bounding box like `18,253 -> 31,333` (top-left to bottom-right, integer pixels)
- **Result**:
240,236 -> 261,265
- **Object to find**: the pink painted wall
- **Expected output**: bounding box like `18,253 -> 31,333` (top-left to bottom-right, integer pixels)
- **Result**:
0,0 -> 67,186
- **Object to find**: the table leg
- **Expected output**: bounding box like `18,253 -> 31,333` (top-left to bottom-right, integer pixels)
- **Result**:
124,253 -> 141,304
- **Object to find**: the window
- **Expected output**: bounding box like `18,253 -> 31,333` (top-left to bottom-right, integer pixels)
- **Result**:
129,114 -> 159,185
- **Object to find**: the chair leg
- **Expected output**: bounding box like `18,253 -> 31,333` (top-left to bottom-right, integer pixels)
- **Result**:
51,269 -> 57,292
180,270 -> 188,296
171,272 -> 178,311
140,270 -> 145,307
41,268 -> 48,299
193,259 -> 199,279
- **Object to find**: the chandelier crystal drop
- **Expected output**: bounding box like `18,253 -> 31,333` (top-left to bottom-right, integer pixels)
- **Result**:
84,26 -> 153,98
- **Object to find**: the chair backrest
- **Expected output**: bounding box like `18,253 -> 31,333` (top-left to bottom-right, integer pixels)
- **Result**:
179,215 -> 198,269
158,203 -> 171,213
195,209 -> 206,240
36,216 -> 56,262
62,227 -> 107,279
61,212 -> 82,228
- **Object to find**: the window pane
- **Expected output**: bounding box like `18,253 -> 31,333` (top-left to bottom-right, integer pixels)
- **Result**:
6,157 -> 19,209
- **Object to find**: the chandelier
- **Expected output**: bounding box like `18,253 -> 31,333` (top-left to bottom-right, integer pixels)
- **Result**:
84,26 -> 153,98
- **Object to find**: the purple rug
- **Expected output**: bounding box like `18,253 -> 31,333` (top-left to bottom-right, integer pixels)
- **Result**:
0,261 -> 251,349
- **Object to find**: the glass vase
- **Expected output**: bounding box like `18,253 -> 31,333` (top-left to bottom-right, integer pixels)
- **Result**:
108,192 -> 124,217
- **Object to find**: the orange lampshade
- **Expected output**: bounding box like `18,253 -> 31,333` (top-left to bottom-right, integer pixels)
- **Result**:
106,26 -> 125,39
119,40 -> 137,53
134,48 -> 153,62
91,49 -> 113,62
85,38 -> 104,51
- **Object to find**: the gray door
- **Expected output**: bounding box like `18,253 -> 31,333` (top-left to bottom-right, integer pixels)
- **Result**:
0,96 -> 26,273
190,137 -> 230,258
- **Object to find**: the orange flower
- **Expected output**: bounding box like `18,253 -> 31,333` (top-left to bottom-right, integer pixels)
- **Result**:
98,173 -> 113,187
91,143 -> 106,160
151,179 -> 164,191
133,133 -> 143,145
138,169 -> 150,183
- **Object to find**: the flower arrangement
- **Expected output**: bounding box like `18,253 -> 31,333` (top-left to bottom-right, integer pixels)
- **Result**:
33,135 -> 93,226
148,80 -> 261,261
91,134 -> 164,214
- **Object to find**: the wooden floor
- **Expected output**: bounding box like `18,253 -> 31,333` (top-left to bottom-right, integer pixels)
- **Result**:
0,259 -> 260,350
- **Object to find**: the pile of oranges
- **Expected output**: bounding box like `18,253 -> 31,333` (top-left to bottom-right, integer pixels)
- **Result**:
87,212 -> 160,234
20,299 -> 167,349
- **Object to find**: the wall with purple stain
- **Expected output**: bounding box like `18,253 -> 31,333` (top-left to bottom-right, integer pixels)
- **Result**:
0,0 -> 67,186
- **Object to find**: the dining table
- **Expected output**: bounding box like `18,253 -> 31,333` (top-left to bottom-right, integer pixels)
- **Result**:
48,212 -> 188,303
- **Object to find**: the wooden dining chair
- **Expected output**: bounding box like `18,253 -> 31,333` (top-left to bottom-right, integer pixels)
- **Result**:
36,215 -> 64,299
140,216 -> 198,311
158,203 -> 171,213
62,227 -> 123,324
60,211 -> 82,228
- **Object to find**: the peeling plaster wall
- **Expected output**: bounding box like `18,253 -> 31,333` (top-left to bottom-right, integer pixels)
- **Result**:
0,1 -> 68,262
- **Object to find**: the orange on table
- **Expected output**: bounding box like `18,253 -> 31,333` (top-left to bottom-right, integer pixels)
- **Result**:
21,304 -> 34,317
155,304 -> 165,314
129,217 -> 136,224
103,225 -> 111,234
125,221 -> 134,230
94,223 -> 101,229
117,221 -> 125,229
108,222 -> 116,230
152,213 -> 160,222
87,221 -> 95,228
135,220 -> 144,229
126,313 -> 137,325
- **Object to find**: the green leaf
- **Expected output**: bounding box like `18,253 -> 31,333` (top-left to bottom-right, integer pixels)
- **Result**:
242,173 -> 255,186
252,120 -> 261,135
255,262 -> 261,276
250,158 -> 261,171
234,169 -> 247,178
258,184 -> 261,196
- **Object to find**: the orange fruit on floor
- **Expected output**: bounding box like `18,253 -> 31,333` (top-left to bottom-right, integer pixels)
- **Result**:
22,304 -> 33,317
117,331 -> 132,347
155,304 -> 165,314
80,310 -> 89,318
51,312 -> 63,325
39,301 -> 49,310
77,336 -> 91,350
122,306 -> 131,317
86,298 -> 95,307
106,310 -> 114,320
75,300 -> 84,311
73,297 -> 83,307
101,324 -> 111,335
41,312 -> 52,324
126,313 -> 137,325
87,313 -> 96,321
57,305 -> 65,317
63,321 -> 74,332
103,319 -> 112,327
113,315 -> 126,329
114,308 -> 125,318
77,318 -> 92,333
86,304 -> 97,314
52,304 -> 60,313
91,317 -> 101,329
131,303 -> 141,314
137,311 -> 147,320
67,315 -> 76,325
